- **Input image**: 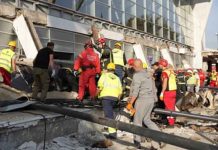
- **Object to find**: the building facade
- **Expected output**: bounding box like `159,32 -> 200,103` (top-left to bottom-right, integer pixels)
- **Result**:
0,0 -> 212,68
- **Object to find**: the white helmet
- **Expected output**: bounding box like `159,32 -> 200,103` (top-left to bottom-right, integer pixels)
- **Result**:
193,69 -> 198,73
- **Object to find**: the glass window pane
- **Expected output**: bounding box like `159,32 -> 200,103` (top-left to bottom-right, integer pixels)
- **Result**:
155,25 -> 162,37
137,18 -> 145,31
55,0 -> 73,9
163,8 -> 168,19
75,34 -> 89,44
75,0 -> 93,14
170,31 -> 175,40
146,0 -> 153,11
137,6 -> 145,19
96,0 -> 109,5
125,0 -> 135,15
155,15 -> 162,26
147,22 -> 154,34
163,18 -> 168,28
155,2 -> 161,15
112,0 -> 122,10
163,28 -> 168,38
137,0 -> 145,7
146,10 -> 153,22
95,2 -> 109,20
52,40 -> 74,53
50,28 -> 74,42
112,9 -> 123,24
163,0 -> 168,8
125,14 -> 135,28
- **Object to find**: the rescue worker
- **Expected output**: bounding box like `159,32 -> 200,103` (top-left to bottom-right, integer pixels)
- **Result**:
111,42 -> 126,82
94,37 -> 111,72
97,63 -> 122,138
74,40 -> 101,102
159,59 -> 177,127
186,70 -> 197,93
176,69 -> 186,94
193,69 -> 200,93
128,59 -> 162,149
198,69 -> 205,87
123,58 -> 135,97
210,70 -> 217,87
32,42 -> 54,100
152,62 -> 163,108
0,41 -> 16,86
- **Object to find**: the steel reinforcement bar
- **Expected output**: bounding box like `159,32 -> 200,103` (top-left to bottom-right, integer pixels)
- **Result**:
153,108 -> 218,123
30,103 -> 218,150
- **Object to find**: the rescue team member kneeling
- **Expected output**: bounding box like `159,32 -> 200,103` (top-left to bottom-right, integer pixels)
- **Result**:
97,63 -> 122,139
159,59 -> 177,127
0,41 -> 16,86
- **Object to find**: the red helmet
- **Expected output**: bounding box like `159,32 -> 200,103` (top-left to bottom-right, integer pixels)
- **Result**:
84,40 -> 93,48
97,37 -> 106,44
158,59 -> 168,67
128,58 -> 135,66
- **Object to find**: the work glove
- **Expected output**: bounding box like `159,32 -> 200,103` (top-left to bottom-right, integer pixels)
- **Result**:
96,74 -> 100,79
74,70 -> 79,77
160,92 -> 164,101
125,102 -> 135,116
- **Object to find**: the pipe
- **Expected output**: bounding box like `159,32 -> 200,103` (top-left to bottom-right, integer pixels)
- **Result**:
30,103 -> 218,150
153,108 -> 218,123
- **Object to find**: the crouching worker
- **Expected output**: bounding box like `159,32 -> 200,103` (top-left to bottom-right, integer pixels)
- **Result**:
97,63 -> 122,139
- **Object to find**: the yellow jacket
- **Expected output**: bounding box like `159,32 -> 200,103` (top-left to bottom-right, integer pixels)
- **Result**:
164,70 -> 177,91
112,48 -> 124,66
0,48 -> 15,73
98,72 -> 122,99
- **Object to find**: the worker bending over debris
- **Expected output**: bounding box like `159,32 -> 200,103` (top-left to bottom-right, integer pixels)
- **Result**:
97,62 -> 122,139
0,41 -> 17,86
32,42 -> 54,101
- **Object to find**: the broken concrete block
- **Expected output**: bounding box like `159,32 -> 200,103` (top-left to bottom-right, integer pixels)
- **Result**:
23,9 -> 47,25
17,141 -> 37,150
0,4 -> 16,19
77,121 -> 107,146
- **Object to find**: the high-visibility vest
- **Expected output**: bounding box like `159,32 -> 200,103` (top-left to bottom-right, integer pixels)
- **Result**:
112,48 -> 124,66
187,74 -> 197,85
210,72 -> 217,81
164,70 -> 177,91
98,72 -> 122,98
0,48 -> 15,73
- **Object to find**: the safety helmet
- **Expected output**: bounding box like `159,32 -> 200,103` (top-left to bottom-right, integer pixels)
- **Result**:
97,37 -> 106,44
84,40 -> 93,48
127,58 -> 135,66
107,63 -> 115,70
193,69 -> 198,73
8,41 -> 16,47
187,70 -> 193,73
114,42 -> 122,47
158,59 -> 168,67
143,63 -> 148,69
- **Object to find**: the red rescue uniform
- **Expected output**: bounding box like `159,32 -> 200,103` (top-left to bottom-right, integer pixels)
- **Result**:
74,47 -> 101,101
0,67 -> 11,86
198,70 -> 205,87
162,70 -> 177,126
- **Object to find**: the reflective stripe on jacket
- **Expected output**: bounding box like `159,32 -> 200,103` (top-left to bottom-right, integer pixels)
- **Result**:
98,72 -> 122,98
0,48 -> 15,73
112,48 -> 124,66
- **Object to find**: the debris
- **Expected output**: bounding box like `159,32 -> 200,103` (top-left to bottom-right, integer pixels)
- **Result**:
17,141 -> 37,150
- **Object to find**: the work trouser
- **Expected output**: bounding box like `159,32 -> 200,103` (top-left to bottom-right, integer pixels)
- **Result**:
133,99 -> 160,143
32,67 -> 50,100
0,67 -> 11,86
163,91 -> 176,126
102,98 -> 116,134
115,65 -> 124,83
78,69 -> 97,101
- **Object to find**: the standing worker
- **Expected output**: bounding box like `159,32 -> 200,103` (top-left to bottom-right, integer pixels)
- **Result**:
97,63 -> 122,138
193,69 -> 200,93
210,70 -> 217,87
159,59 -> 177,127
128,59 -> 162,149
186,70 -> 197,92
0,41 -> 17,86
111,42 -> 126,82
74,40 -> 101,102
198,69 -> 205,87
32,42 -> 55,100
